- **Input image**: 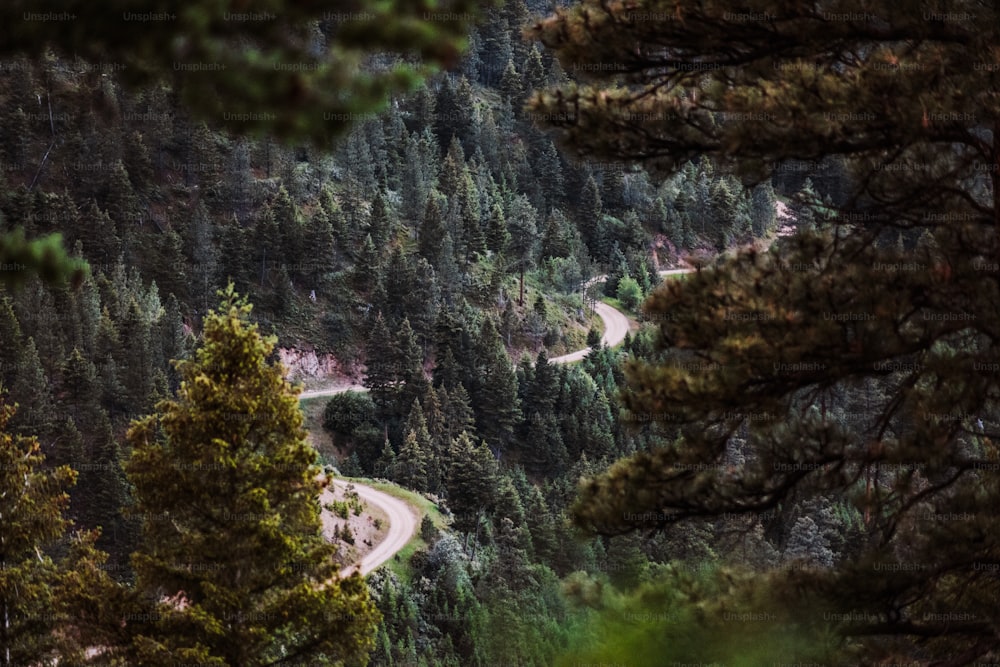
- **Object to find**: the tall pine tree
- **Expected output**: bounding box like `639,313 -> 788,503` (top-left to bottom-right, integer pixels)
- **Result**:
124,285 -> 379,665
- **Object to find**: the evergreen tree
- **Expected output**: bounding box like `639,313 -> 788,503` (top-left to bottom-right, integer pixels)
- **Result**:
400,132 -> 434,225
181,201 -> 218,315
441,383 -> 477,445
579,172 -> 603,259
418,193 -> 448,268
433,76 -> 463,153
458,173 -> 486,263
0,295 -> 22,387
396,317 -> 430,420
532,3 -> 1000,662
369,189 -> 392,250
446,432 -> 499,534
505,195 -> 540,306
535,140 -> 565,213
522,46 -> 547,101
364,311 -> 400,417
8,337 -> 55,437
374,436 -> 397,480
397,429 -> 430,493
470,318 -> 520,450
601,166 -> 626,211
499,59 -> 523,109
302,205 -> 337,289
124,285 -> 379,665
352,233 -> 381,296
783,516 -> 836,568
750,182 -> 778,237
0,389 -> 121,665
485,202 -> 509,255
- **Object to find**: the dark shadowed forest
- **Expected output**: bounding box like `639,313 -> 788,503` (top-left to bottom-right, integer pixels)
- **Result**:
2,1 -> 999,666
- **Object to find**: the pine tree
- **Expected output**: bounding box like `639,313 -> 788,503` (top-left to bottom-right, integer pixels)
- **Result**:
522,46 -> 547,101
441,383 -> 477,445
783,516 -> 835,568
302,205 -> 337,289
375,436 -> 397,480
403,398 -> 438,492
364,311 -> 400,417
794,177 -> 821,231
535,140 -> 565,212
470,318 -> 520,450
369,189 -> 392,250
485,202 -> 509,255
433,76 -> 462,153
453,76 -> 479,155
0,389 -> 121,665
505,195 -> 540,306
105,161 -> 141,263
0,295 -> 22,388
352,233 -> 381,296
9,337 -> 55,437
579,172 -> 603,259
532,3 -> 1000,662
601,166 -> 626,211
499,59 -> 523,109
446,432 -> 499,534
418,193 -> 448,268
124,285 -> 379,665
750,182 -> 777,237
397,317 -> 430,420
397,429 -> 430,493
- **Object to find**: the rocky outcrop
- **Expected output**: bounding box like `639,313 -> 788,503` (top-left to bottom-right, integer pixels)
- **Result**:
278,347 -> 361,387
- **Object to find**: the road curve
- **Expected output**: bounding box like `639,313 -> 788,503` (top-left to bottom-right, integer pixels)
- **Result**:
658,268 -> 694,277
299,383 -> 367,399
307,269 -> 695,576
549,300 -> 630,364
328,479 -> 420,577
297,270 -> 697,399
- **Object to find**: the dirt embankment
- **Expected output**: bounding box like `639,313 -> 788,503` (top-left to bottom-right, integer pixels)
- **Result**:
279,347 -> 363,390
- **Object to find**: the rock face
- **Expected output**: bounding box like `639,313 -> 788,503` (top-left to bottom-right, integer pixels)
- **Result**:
278,347 -> 359,387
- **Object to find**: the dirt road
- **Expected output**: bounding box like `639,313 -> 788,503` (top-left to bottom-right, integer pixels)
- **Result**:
298,277 -> 640,396
658,268 -> 694,277
307,270 -> 697,574
299,383 -> 367,399
299,270 -> 699,397
330,480 -> 419,577
548,299 -> 631,364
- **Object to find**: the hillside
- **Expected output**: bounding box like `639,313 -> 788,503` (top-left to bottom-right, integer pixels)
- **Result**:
0,2 -> 907,666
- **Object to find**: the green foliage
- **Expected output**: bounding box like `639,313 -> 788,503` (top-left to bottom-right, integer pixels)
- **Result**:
586,327 -> 601,349
559,565 -> 838,667
533,2 -> 1000,662
2,1 -> 493,146
124,285 -> 379,665
0,226 -> 88,288
323,390 -> 377,436
446,432 -> 499,533
615,276 -> 642,311
0,388 -> 121,664
420,514 -> 439,543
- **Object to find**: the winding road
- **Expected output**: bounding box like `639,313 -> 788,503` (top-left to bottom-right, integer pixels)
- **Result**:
309,269 -> 694,576
300,269 -> 694,401
328,479 -> 419,577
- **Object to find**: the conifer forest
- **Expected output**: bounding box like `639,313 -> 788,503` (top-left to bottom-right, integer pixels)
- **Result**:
2,1 -> 1000,665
